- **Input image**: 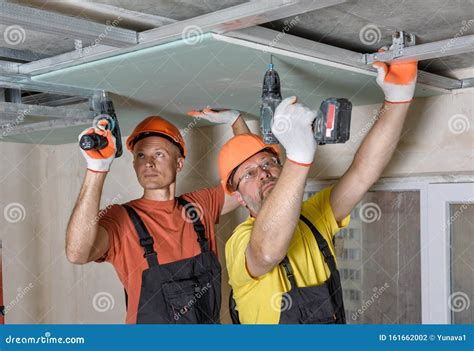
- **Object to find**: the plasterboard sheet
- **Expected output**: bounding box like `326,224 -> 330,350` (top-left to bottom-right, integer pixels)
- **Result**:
4,34 -> 444,144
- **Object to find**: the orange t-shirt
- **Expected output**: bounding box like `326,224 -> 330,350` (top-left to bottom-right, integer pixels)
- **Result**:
96,186 -> 225,324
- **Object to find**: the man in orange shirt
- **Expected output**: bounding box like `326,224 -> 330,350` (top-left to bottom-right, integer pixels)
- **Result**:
66,110 -> 248,324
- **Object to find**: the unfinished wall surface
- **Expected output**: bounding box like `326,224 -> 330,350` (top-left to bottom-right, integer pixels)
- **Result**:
1,88 -> 472,323
310,87 -> 474,180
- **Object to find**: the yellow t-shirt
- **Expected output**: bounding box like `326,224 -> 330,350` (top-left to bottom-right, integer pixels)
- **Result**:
225,185 -> 350,324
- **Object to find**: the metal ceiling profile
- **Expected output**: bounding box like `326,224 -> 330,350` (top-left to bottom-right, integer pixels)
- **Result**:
363,34 -> 474,64
218,27 -> 466,91
18,0 -> 346,75
0,2 -> 139,47
0,0 -> 473,141
16,1 -> 179,30
0,73 -> 97,98
0,102 -> 94,121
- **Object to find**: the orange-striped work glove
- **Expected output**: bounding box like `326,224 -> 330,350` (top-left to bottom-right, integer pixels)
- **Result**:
373,49 -> 418,103
78,119 -> 116,173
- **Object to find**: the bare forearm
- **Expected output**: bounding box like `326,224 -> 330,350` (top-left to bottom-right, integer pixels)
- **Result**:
66,170 -> 106,263
352,102 -> 410,183
231,115 -> 251,135
331,102 -> 411,221
218,116 -> 251,215
249,162 -> 309,272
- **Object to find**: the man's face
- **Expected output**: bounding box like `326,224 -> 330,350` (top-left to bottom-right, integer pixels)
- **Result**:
231,151 -> 282,216
132,136 -> 184,190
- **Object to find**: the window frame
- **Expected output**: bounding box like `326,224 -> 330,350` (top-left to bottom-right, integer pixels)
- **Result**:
304,175 -> 474,324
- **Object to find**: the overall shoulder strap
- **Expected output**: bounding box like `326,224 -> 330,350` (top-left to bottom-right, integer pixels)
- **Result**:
300,214 -> 346,322
123,205 -> 159,267
229,290 -> 241,324
176,197 -> 209,253
280,256 -> 297,288
299,214 -> 338,274
277,214 -> 338,286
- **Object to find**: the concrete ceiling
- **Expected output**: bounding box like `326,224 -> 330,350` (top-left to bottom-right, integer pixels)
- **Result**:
11,0 -> 248,23
4,0 -> 474,75
263,0 -> 474,75
2,0 -> 247,59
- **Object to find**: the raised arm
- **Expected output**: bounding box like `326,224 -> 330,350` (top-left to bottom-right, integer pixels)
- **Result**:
187,108 -> 250,135
331,59 -> 417,222
246,97 -> 318,277
231,114 -> 251,135
66,171 -> 110,264
187,108 -> 251,215
66,124 -> 116,264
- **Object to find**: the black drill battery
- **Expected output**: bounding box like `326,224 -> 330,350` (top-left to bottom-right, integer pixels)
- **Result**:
313,98 -> 352,145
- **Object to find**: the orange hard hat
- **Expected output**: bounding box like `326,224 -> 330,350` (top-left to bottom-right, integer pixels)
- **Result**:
126,116 -> 186,157
218,133 -> 280,194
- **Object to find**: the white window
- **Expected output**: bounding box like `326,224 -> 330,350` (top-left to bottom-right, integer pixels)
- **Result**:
305,177 -> 474,324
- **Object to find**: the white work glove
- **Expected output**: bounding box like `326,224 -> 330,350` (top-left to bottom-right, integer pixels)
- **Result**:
271,96 -> 317,166
187,108 -> 241,125
78,119 -> 116,173
373,48 -> 417,103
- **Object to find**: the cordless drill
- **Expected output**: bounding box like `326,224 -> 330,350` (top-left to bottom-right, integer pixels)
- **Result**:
260,60 -> 282,144
79,91 -> 123,157
259,61 -> 352,145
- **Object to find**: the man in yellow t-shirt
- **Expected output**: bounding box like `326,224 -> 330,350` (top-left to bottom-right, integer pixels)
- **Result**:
217,59 -> 417,324
226,185 -> 350,324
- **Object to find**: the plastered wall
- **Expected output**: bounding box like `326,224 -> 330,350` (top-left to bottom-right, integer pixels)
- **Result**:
1,87 -> 472,324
